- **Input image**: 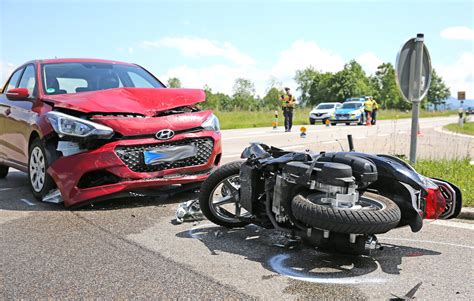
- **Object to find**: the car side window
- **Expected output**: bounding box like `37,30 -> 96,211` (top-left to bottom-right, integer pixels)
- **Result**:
3,67 -> 24,93
18,65 -> 37,97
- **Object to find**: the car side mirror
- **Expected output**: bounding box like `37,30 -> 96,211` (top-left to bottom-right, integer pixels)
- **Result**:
6,88 -> 29,100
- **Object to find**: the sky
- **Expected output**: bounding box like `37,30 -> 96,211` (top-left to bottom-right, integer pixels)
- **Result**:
0,0 -> 473,98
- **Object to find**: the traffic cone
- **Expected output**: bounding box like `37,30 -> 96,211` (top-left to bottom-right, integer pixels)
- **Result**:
325,119 -> 331,127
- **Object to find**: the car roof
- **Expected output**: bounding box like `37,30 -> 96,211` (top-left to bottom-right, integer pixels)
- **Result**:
31,58 -> 136,66
317,102 -> 341,105
342,101 -> 364,105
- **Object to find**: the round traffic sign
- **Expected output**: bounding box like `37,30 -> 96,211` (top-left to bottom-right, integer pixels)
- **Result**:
395,36 -> 432,103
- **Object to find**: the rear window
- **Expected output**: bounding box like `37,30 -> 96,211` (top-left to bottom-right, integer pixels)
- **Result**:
41,62 -> 165,95
341,102 -> 362,109
316,104 -> 335,110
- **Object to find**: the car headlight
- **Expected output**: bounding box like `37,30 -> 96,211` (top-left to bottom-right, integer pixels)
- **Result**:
46,111 -> 114,139
201,113 -> 220,132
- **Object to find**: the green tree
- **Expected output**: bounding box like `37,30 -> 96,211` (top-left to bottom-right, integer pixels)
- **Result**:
232,78 -> 256,110
372,63 -> 408,110
427,69 -> 450,110
167,77 -> 182,88
329,60 -> 372,101
295,67 -> 334,106
262,87 -> 282,109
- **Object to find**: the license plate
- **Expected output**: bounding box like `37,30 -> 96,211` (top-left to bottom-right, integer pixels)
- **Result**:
144,144 -> 197,165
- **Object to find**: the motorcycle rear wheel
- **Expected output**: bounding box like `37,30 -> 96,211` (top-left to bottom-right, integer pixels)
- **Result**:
292,192 -> 401,234
199,162 -> 250,228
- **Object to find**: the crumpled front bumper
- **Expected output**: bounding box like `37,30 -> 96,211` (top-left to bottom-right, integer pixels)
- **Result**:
48,131 -> 221,207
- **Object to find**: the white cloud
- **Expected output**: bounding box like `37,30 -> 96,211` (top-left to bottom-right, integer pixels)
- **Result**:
356,52 -> 383,75
0,61 -> 15,87
271,40 -> 345,79
159,64 -> 269,97
436,52 -> 474,98
149,38 -> 384,97
440,26 -> 474,41
141,37 -> 256,66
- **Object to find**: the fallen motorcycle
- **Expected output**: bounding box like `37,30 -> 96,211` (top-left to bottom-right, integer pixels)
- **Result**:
199,136 -> 462,254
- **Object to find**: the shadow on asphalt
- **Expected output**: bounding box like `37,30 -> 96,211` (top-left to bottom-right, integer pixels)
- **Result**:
176,224 -> 441,279
0,170 -> 199,212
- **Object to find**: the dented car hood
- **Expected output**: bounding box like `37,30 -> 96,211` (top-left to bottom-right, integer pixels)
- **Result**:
43,88 -> 206,116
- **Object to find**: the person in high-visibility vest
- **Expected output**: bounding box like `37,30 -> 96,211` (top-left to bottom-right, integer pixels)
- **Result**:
363,97 -> 373,125
371,97 -> 379,125
281,87 -> 296,132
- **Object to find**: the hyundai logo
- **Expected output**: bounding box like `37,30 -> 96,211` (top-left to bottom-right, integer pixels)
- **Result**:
155,129 -> 175,140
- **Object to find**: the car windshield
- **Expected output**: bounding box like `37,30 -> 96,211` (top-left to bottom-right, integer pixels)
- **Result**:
41,62 -> 165,95
341,103 -> 362,109
316,104 -> 334,109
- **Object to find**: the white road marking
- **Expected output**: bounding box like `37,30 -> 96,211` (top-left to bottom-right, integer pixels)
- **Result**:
19,199 -> 36,206
430,219 -> 474,230
377,134 -> 390,137
354,137 -> 367,140
269,254 -> 387,284
0,188 -> 12,191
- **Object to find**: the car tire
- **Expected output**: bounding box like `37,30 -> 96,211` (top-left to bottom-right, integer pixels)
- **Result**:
199,162 -> 250,228
331,123 -> 337,126
292,192 -> 401,234
345,122 -> 351,126
309,118 -> 315,125
0,165 -> 9,178
321,119 -> 328,125
28,139 -> 56,200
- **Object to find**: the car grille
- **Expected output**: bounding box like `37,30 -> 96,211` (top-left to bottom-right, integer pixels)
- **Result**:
115,138 -> 214,173
336,114 -> 350,118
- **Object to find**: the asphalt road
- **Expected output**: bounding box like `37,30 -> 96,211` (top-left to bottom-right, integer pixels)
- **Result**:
1,116 -> 473,299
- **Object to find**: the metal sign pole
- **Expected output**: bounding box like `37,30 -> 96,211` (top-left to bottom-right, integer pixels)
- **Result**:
409,34 -> 424,164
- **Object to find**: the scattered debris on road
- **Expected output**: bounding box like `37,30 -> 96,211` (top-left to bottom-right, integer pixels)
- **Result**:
175,199 -> 204,224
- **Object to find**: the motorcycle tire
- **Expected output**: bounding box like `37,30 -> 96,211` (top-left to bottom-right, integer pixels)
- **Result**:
291,192 -> 401,234
199,161 -> 250,228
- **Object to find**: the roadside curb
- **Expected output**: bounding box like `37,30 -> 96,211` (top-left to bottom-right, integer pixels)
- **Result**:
458,208 -> 474,220
434,126 -> 474,139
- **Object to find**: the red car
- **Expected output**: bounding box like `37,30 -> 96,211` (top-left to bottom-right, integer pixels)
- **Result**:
0,58 -> 222,207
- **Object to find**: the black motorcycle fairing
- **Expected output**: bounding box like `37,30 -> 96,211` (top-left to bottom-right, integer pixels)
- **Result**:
338,152 -> 428,194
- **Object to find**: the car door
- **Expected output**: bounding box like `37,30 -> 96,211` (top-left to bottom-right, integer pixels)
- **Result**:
0,67 -> 24,165
2,64 -> 38,170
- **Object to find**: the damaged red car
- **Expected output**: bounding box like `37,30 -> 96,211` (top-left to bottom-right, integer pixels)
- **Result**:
0,59 -> 222,207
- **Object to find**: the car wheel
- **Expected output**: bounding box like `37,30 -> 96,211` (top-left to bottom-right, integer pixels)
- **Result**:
309,118 -> 315,125
0,165 -> 9,178
28,139 -> 56,200
331,123 -> 337,126
345,123 -> 351,126
321,119 -> 327,125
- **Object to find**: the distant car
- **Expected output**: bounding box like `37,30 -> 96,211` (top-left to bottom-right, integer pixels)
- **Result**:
309,102 -> 342,124
466,107 -> 474,115
344,97 -> 366,102
330,101 -> 365,125
0,58 -> 222,207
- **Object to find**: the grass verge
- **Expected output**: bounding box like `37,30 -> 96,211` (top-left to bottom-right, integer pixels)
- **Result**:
414,159 -> 474,207
215,109 -> 455,130
443,122 -> 474,136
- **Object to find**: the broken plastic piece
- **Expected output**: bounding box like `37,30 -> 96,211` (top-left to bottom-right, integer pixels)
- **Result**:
42,189 -> 63,204
57,141 -> 86,157
175,199 -> 204,224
